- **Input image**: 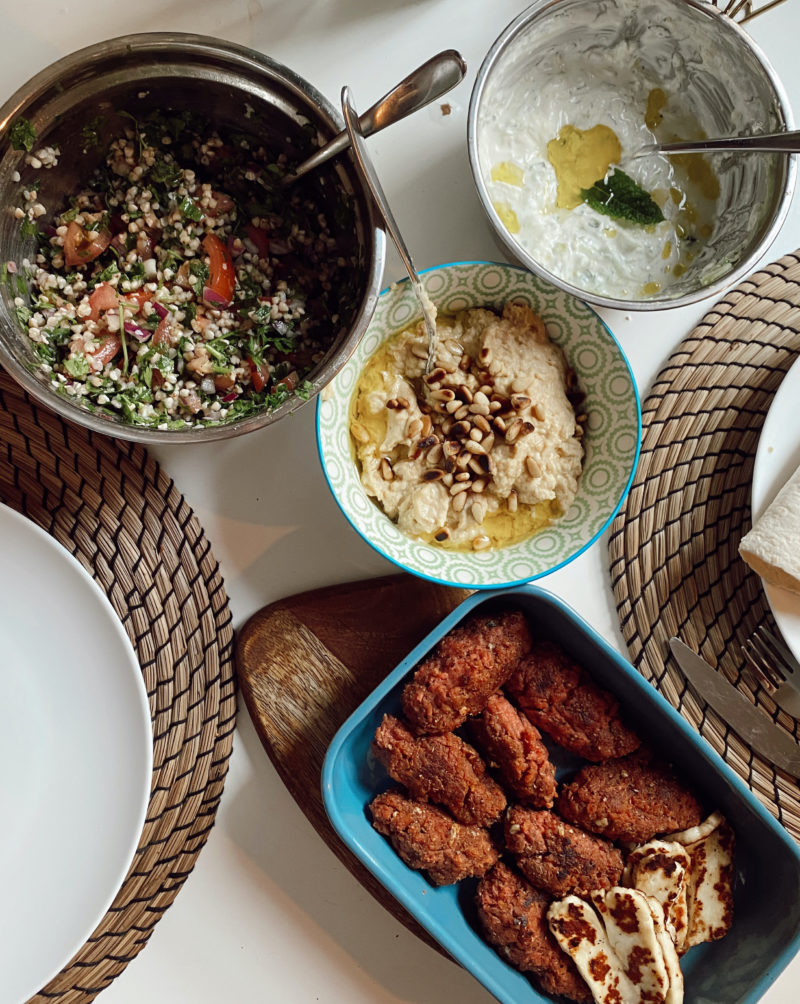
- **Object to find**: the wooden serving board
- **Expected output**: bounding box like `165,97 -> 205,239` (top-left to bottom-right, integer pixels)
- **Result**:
234,573 -> 471,953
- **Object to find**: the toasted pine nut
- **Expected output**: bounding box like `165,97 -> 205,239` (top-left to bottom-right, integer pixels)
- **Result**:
350,421 -> 370,444
465,440 -> 486,455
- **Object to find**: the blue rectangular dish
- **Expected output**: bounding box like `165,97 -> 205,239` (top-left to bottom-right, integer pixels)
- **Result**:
321,585 -> 800,1004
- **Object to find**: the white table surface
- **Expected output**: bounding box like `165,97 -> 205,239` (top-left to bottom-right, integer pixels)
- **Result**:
4,2 -> 799,1002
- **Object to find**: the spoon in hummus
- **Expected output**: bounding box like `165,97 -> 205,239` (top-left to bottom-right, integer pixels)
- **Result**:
340,84 -> 439,373
284,50 -> 467,186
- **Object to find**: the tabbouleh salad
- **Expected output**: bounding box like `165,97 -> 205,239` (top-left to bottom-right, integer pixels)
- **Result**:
7,109 -> 361,429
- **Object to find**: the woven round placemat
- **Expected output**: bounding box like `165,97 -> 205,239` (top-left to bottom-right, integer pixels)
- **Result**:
608,249 -> 800,841
0,368 -> 237,1002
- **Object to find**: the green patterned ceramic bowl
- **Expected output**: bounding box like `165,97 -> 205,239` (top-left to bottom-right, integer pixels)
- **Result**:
316,261 -> 640,588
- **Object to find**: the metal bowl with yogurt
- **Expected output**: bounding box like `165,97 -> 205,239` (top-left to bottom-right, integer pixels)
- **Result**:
0,34 -> 385,443
468,0 -> 795,311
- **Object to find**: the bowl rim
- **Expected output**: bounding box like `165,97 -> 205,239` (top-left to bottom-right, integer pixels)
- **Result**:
466,0 -> 798,313
315,259 -> 642,589
0,32 -> 386,444
322,583 -> 800,1004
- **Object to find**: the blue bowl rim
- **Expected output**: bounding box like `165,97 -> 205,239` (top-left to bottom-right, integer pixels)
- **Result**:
315,259 -> 643,590
321,583 -> 800,1003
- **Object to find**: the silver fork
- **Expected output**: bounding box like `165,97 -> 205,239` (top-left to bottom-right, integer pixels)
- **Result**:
742,624 -> 799,691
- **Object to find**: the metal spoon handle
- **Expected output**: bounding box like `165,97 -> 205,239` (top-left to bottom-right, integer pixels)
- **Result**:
638,129 -> 800,157
340,85 -> 437,370
340,86 -> 421,283
286,49 -> 466,184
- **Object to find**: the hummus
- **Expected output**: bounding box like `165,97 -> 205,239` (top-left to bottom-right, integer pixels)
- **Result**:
350,302 -> 584,550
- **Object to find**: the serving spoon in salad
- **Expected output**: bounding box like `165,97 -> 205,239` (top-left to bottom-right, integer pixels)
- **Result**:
284,49 -> 466,185
340,84 -> 439,374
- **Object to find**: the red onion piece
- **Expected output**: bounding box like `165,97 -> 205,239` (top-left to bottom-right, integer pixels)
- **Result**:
123,323 -> 150,343
152,301 -> 169,319
202,286 -> 230,308
221,391 -> 239,403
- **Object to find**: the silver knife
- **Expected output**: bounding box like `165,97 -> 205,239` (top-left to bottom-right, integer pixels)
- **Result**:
669,637 -> 800,774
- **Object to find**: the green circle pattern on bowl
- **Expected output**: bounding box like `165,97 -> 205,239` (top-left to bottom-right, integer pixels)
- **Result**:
317,261 -> 641,589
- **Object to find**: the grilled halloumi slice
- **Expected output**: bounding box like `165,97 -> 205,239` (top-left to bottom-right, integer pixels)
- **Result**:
665,811 -> 735,949
547,895 -> 639,1004
643,894 -> 684,1004
664,810 -> 723,846
548,887 -> 685,1004
591,887 -> 671,1004
624,839 -> 691,952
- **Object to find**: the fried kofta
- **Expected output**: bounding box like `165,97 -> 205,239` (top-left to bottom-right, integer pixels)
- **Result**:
469,692 -> 557,807
372,714 -> 506,826
402,608 -> 532,734
557,753 -> 703,844
369,789 -> 498,886
476,862 -> 591,1003
505,640 -> 641,762
504,806 -> 624,898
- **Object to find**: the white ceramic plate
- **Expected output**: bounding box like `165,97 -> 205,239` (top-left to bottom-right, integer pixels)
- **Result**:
317,261 -> 640,589
0,503 -> 152,1004
751,356 -> 800,688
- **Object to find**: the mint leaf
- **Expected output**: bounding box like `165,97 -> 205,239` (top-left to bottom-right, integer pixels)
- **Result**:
581,169 -> 664,225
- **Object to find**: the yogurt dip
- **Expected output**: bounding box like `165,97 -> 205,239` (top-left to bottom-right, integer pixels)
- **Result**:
480,78 -> 717,301
473,0 -> 782,304
349,303 -> 584,551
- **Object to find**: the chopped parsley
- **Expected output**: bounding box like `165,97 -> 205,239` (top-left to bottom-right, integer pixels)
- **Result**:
20,216 -> 39,240
178,195 -> 202,222
148,156 -> 183,189
94,261 -> 120,284
581,169 -> 665,225
64,356 -> 90,379
81,116 -> 105,153
188,259 -> 209,288
9,116 -> 36,152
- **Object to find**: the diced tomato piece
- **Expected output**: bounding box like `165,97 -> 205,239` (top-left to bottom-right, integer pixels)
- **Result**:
207,191 -> 235,216
245,223 -> 270,260
202,232 -> 236,307
88,282 -> 119,321
64,221 -> 112,267
248,356 -> 270,392
122,290 -> 151,312
88,333 -> 121,371
274,370 -> 299,394
152,315 -> 171,346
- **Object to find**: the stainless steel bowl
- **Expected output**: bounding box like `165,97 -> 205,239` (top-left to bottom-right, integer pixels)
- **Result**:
0,33 -> 385,442
468,0 -> 796,312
